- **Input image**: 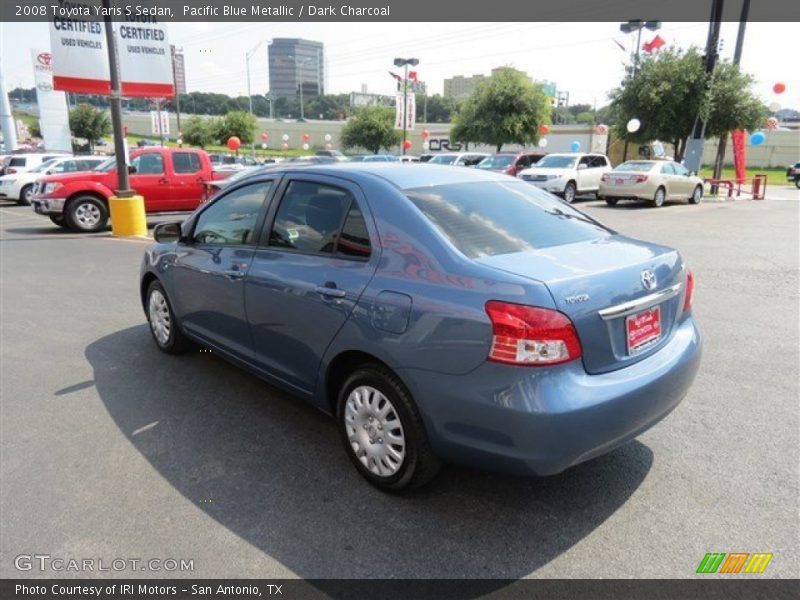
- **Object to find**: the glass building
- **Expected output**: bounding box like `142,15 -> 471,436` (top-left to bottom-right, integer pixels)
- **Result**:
268,38 -> 325,99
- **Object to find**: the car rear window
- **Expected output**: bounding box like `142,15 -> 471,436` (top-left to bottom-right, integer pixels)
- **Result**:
9,157 -> 26,167
405,181 -> 611,258
616,161 -> 656,172
173,152 -> 202,173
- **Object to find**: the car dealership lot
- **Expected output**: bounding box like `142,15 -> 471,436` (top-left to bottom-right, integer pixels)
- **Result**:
0,191 -> 797,579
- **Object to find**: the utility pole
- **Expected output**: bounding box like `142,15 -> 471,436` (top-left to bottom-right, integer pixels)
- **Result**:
684,0 -> 725,174
712,0 -> 749,183
103,0 -> 131,195
0,22 -> 18,152
393,57 -> 419,155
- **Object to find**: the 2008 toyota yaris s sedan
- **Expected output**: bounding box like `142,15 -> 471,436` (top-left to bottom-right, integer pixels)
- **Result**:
140,163 -> 702,491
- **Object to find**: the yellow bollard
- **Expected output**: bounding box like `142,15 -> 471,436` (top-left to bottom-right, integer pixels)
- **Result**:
109,195 -> 147,237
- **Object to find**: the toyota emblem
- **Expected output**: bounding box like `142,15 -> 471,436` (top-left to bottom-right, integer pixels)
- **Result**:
641,269 -> 657,291
37,53 -> 52,66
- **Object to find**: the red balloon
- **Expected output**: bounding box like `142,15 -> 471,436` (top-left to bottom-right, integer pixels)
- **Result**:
539,124 -> 549,135
595,123 -> 609,134
402,139 -> 412,150
421,129 -> 430,139
302,133 -> 311,142
773,82 -> 786,94
325,143 -> 333,150
261,132 -> 268,141
281,143 -> 289,150
227,136 -> 241,151
766,117 -> 779,130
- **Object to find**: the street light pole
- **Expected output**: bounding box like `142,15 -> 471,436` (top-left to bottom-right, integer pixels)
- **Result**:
298,59 -> 305,121
246,39 -> 271,154
393,57 -> 419,156
103,0 -> 131,195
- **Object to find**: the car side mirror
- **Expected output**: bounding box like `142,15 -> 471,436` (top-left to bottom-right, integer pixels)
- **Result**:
153,221 -> 183,244
577,164 -> 587,170
128,165 -> 137,174
689,171 -> 696,177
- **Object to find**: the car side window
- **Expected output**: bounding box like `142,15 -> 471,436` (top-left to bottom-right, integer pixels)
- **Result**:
192,181 -> 272,246
269,181 -> 353,255
517,156 -> 531,168
172,152 -> 201,174
131,153 -> 164,175
336,203 -> 371,259
591,156 -> 608,168
673,162 -> 689,176
661,163 -> 676,175
579,156 -> 592,167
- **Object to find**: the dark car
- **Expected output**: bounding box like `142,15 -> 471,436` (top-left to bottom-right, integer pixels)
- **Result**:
476,151 -> 547,177
787,162 -> 800,189
141,164 -> 701,491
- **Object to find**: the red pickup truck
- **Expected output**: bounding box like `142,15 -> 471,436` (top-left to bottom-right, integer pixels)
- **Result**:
31,147 -> 221,232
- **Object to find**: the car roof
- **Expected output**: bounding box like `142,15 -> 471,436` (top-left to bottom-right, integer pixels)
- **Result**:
236,162 -> 513,190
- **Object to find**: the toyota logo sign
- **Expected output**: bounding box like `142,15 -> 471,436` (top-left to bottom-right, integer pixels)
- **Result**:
37,53 -> 52,66
641,269 -> 658,291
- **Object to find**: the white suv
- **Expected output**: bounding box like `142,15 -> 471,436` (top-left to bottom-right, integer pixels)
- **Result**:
518,153 -> 612,203
0,152 -> 71,177
0,155 -> 105,205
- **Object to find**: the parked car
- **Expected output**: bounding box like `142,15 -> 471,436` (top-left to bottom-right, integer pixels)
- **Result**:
427,152 -> 489,167
518,153 -> 612,203
140,163 -> 701,491
398,156 -> 420,163
419,154 -> 434,163
0,152 -> 71,177
476,152 -> 547,177
316,149 -> 348,161
31,147 -> 220,232
787,162 -> 800,189
348,154 -> 400,162
0,156 -> 106,205
599,160 -> 704,208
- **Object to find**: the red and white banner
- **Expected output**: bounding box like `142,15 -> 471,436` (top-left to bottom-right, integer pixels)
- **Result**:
150,110 -> 170,136
30,49 -> 71,152
394,92 -> 416,130
49,0 -> 174,98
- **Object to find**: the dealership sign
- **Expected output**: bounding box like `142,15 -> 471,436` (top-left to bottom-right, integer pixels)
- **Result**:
394,92 -> 416,130
48,0 -> 175,97
30,49 -> 71,152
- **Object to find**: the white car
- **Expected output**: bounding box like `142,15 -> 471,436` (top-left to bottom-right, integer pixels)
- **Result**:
427,152 -> 489,167
518,153 -> 612,203
0,155 -> 105,205
0,152 -> 71,177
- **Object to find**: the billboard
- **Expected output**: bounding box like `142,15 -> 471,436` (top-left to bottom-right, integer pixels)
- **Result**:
30,49 -> 71,152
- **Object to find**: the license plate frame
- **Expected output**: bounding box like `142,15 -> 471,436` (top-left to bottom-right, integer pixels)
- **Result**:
626,305 -> 662,354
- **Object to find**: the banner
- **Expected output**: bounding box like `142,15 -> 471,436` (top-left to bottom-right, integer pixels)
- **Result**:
394,92 -> 416,130
150,110 -> 170,136
30,50 -> 72,152
731,129 -> 746,184
49,0 -> 175,98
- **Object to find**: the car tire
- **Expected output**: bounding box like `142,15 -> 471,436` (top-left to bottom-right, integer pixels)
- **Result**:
65,195 -> 109,232
17,184 -> 34,206
651,186 -> 666,208
795,178 -> 800,190
689,185 -> 703,204
49,214 -> 68,228
562,181 -> 577,203
337,364 -> 441,492
145,280 -> 191,354
605,198 -> 619,207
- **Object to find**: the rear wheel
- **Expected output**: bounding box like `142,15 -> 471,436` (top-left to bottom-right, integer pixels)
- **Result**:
562,181 -> 577,203
65,195 -> 108,232
689,185 -> 703,204
49,214 -> 68,228
605,198 -> 619,207
651,186 -> 666,208
17,184 -> 34,206
795,178 -> 799,190
337,364 -> 441,492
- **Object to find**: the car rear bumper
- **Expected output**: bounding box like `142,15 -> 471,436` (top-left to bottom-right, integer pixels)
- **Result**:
31,197 -> 66,216
399,316 -> 702,476
599,184 -> 655,200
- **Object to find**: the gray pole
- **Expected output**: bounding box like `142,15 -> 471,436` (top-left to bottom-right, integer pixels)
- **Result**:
299,61 -> 305,121
103,0 -> 131,195
0,21 -> 19,152
402,63 -> 408,155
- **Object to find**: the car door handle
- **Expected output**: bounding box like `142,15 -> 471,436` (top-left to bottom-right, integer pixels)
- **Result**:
315,285 -> 346,298
159,177 -> 169,184
224,264 -> 248,279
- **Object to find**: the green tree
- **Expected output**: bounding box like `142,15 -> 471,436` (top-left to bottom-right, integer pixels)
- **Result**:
340,106 -> 401,154
450,69 -> 551,151
214,110 -> 257,145
609,47 -> 765,161
29,119 -> 42,139
68,103 -> 111,153
181,116 -> 217,148
575,111 -> 596,125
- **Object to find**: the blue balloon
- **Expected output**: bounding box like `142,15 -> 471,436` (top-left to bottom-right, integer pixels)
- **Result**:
750,132 -> 765,146
570,141 -> 581,152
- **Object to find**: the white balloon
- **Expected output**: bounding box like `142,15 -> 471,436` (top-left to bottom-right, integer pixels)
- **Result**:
538,138 -> 548,148
282,133 -> 289,142
261,143 -> 267,149
422,141 -> 429,151
626,118 -> 641,133
768,102 -> 781,112
324,133 -> 332,142
302,143 -> 309,150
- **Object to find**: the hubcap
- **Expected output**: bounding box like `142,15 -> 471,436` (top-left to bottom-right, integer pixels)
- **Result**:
655,189 -> 665,205
24,187 -> 33,201
148,290 -> 171,346
74,202 -> 101,227
344,385 -> 406,477
693,187 -> 702,201
565,185 -> 575,203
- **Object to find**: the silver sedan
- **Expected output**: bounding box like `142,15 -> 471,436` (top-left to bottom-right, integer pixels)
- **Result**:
599,160 -> 704,208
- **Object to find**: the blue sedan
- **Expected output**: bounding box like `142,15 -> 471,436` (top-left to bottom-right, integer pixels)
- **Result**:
140,164 -> 702,491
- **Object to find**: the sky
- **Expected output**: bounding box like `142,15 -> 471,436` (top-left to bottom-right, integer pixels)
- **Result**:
1,21 -> 798,110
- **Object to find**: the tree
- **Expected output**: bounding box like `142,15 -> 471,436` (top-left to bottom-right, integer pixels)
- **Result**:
450,69 -> 551,152
181,116 -> 217,148
609,47 -> 765,161
29,119 -> 42,139
340,106 -> 401,154
214,111 -> 257,145
68,103 -> 111,153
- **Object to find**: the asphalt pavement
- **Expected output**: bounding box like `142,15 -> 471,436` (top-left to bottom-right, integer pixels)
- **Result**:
0,187 -> 798,581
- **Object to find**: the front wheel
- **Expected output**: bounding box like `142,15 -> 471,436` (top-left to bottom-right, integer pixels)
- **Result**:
338,364 -> 441,492
49,214 -> 68,228
605,198 -> 619,206
689,185 -> 703,204
17,184 -> 34,206
795,178 -> 800,190
562,181 -> 577,204
146,280 -> 191,354
651,186 -> 666,208
65,196 -> 109,232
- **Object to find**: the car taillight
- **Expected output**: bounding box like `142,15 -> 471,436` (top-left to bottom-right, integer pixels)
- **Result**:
633,175 -> 648,183
485,301 -> 582,366
683,269 -> 695,312
601,174 -> 610,182
7,168 -> 17,174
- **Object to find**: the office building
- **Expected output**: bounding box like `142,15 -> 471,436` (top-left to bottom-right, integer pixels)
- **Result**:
268,38 -> 325,99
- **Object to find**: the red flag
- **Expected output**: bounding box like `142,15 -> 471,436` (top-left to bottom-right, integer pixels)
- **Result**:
643,35 -> 666,53
408,71 -> 418,81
